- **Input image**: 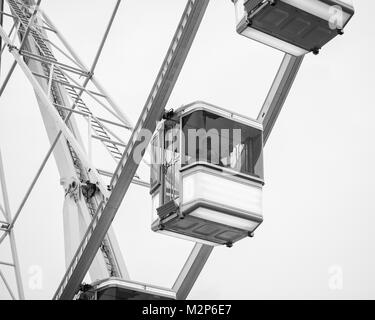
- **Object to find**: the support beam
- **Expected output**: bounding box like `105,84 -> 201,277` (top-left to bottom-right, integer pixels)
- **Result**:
0,10 -> 16,19
89,0 -> 121,73
22,50 -> 89,77
0,61 -> 16,96
91,135 -> 126,148
0,0 -> 4,77
0,129 -> 60,242
0,203 -> 5,216
53,103 -> 128,129
1,21 -> 17,57
0,261 -> 14,267
0,147 -> 25,299
173,244 -> 213,300
97,169 -> 150,188
87,116 -> 92,163
0,269 -> 16,300
31,70 -> 105,96
257,54 -> 304,143
46,62 -> 54,99
53,0 -> 210,300
0,0 -> 42,97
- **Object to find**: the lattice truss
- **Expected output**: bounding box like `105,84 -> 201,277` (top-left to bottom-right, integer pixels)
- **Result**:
1,0 -> 147,180
0,0 -> 151,299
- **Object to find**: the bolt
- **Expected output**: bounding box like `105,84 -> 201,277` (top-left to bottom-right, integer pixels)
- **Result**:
270,0 -> 277,6
312,48 -> 320,55
337,29 -> 344,35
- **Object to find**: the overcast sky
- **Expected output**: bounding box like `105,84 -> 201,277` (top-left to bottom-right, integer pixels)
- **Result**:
1,0 -> 375,299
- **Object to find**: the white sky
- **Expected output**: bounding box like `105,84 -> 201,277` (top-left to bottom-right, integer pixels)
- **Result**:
1,0 -> 375,299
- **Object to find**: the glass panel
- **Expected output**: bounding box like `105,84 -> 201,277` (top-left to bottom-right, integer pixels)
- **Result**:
182,110 -> 264,180
163,122 -> 180,203
150,133 -> 162,191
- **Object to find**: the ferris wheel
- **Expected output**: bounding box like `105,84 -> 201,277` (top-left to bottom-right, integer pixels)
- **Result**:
0,0 -> 354,300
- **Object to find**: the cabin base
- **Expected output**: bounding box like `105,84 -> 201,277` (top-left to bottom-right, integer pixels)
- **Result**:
152,206 -> 260,247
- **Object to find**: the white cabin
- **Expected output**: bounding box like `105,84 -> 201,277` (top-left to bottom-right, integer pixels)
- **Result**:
233,0 -> 355,56
150,101 -> 264,247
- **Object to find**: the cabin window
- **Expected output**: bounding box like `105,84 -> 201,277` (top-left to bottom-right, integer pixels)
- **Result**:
181,110 -> 264,180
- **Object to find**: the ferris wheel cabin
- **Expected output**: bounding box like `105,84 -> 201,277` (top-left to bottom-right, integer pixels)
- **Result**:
78,279 -> 176,300
150,102 -> 264,247
233,0 -> 355,56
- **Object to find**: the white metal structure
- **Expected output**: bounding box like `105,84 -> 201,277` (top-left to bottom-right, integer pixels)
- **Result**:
0,0 -> 354,300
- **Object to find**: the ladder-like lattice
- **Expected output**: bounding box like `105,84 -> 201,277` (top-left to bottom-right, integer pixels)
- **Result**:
7,0 -> 127,277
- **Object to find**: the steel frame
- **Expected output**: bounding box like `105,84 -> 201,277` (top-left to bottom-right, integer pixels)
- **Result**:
0,0 -> 304,300
0,0 -> 133,285
40,9 -> 133,129
258,54 -> 304,142
0,0 -> 141,239
0,147 -> 24,299
0,0 -> 4,74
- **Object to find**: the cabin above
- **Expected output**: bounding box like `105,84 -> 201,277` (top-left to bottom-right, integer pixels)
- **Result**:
233,0 -> 355,56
